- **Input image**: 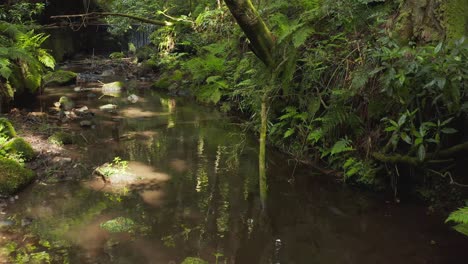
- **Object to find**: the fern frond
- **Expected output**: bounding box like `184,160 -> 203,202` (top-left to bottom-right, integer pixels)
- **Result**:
330,138 -> 354,156
446,207 -> 468,224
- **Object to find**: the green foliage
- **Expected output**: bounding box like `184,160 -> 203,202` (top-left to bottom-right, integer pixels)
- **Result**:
446,206 -> 468,236
109,52 -> 125,59
96,157 -> 129,179
0,118 -> 17,138
3,137 -> 35,161
43,70 -> 77,86
0,19 -> 55,99
100,217 -> 135,233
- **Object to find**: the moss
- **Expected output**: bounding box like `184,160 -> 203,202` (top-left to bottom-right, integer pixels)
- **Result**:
136,46 -> 154,62
3,138 -> 36,161
48,132 -> 74,146
180,257 -> 208,264
0,118 -> 17,139
152,75 -> 171,90
171,70 -> 184,81
441,0 -> 468,41
43,70 -> 77,86
0,157 -> 34,196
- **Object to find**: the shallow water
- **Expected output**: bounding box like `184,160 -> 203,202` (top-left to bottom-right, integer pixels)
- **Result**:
3,81 -> 468,263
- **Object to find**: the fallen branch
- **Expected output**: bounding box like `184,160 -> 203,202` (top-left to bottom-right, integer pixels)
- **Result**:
372,141 -> 468,166
50,12 -> 177,26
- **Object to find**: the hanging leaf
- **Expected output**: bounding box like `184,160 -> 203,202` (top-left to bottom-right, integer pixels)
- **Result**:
417,144 -> 426,161
283,128 -> 295,138
441,128 -> 458,134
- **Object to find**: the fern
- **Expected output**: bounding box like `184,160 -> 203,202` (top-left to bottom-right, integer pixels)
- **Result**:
446,207 -> 468,224
446,207 -> 468,236
330,138 -> 354,156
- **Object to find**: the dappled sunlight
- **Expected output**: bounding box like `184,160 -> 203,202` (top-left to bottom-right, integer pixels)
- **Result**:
139,189 -> 165,207
85,161 -> 171,195
169,158 -> 190,173
120,107 -> 171,118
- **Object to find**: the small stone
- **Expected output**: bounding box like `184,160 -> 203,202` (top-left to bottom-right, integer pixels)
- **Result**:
80,120 -> 92,127
9,197 -> 14,203
99,104 -> 118,112
127,94 -> 139,103
21,218 -> 33,227
14,195 -> 18,200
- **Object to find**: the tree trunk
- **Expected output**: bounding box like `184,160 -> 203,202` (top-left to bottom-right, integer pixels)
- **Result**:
259,93 -> 268,208
223,0 -> 275,67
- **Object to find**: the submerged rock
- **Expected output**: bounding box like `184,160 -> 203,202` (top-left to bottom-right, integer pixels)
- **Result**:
102,81 -> 124,97
80,120 -> 93,127
127,94 -> 139,103
0,157 -> 34,196
43,70 -> 77,86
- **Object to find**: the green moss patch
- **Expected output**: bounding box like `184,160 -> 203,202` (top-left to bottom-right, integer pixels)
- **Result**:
0,157 -> 34,196
48,132 -> 74,146
441,0 -> 468,41
180,257 -> 208,264
0,118 -> 16,139
43,70 -> 77,86
3,138 -> 36,161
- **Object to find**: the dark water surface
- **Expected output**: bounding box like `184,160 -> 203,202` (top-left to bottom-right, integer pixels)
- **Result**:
3,80 -> 468,263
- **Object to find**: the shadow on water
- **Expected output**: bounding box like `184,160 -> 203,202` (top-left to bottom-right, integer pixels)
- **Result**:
3,78 -> 468,263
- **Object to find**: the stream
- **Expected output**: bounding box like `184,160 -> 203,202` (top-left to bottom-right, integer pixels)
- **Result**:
1,67 -> 467,263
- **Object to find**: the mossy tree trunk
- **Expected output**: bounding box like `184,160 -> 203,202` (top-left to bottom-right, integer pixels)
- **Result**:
394,0 -> 468,42
223,0 -> 275,67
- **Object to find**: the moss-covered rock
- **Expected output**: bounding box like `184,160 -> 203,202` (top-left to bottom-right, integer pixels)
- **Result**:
3,138 -> 36,161
0,118 -> 16,139
43,70 -> 77,86
48,132 -> 74,146
58,96 -> 75,110
0,157 -> 34,196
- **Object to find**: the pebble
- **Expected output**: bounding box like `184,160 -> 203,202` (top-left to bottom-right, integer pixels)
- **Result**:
80,120 -> 92,127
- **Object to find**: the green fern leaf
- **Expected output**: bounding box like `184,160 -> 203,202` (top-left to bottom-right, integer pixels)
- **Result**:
330,138 -> 354,156
453,224 -> 468,236
37,50 -> 55,69
292,27 -> 314,48
446,207 -> 468,224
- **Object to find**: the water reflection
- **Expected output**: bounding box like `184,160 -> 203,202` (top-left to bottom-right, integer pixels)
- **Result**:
2,86 -> 467,264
